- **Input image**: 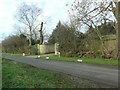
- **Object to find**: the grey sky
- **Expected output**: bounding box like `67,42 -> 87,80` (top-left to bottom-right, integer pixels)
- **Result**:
0,0 -> 74,41
0,0 -> 117,42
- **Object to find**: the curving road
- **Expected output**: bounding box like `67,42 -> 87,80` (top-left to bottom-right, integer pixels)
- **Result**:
2,55 -> 119,87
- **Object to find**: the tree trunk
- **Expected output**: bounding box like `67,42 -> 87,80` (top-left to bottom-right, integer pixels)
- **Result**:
116,2 -> 120,60
29,27 -> 32,54
39,22 -> 43,45
91,21 -> 107,57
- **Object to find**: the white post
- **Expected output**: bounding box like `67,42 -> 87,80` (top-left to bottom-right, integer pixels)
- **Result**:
58,52 -> 60,57
55,43 -> 59,55
55,43 -> 57,55
23,53 -> 25,56
38,44 -> 41,58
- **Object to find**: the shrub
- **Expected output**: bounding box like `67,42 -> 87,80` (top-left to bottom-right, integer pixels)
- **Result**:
30,45 -> 38,55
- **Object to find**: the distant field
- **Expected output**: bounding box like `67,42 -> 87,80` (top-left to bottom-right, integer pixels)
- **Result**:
41,55 -> 118,66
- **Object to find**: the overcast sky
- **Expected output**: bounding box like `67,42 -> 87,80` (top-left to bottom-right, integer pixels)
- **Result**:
0,0 -> 74,41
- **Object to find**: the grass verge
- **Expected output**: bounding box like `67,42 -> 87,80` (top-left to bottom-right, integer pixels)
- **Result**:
3,53 -> 119,66
2,59 -> 79,88
2,53 -> 30,56
40,55 -> 118,66
2,59 -> 114,88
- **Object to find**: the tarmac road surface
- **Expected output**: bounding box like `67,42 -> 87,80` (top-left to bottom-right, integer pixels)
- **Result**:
2,55 -> 119,87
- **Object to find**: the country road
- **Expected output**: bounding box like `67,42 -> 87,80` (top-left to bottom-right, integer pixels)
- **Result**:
2,55 -> 119,87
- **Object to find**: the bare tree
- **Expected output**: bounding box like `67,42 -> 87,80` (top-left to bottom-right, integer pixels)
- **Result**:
16,3 -> 42,54
2,34 -> 28,53
68,0 -> 116,57
101,1 -> 120,59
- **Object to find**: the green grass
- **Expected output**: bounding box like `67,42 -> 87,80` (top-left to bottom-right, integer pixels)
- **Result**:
41,55 -> 118,66
2,59 -> 82,88
0,59 -> 1,90
3,52 -> 119,66
2,59 -> 115,88
2,53 -> 30,56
